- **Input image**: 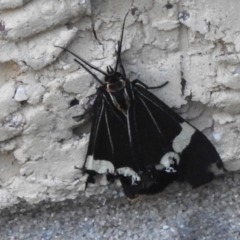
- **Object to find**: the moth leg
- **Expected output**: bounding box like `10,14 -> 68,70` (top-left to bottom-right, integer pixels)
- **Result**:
74,165 -> 82,170
216,160 -> 228,172
85,174 -> 96,190
132,79 -> 169,89
74,165 -> 95,190
72,109 -> 93,122
80,167 -> 98,190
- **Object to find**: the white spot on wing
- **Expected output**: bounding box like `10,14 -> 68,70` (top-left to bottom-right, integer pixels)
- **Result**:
160,152 -> 180,167
155,164 -> 165,170
157,152 -> 180,173
165,167 -> 177,173
85,156 -> 115,174
172,122 -> 196,153
116,167 -> 140,183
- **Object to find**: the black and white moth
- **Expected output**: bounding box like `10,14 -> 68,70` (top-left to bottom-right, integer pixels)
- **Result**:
57,12 -> 225,199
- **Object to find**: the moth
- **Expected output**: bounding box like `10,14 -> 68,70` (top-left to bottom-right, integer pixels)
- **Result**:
56,12 -> 225,199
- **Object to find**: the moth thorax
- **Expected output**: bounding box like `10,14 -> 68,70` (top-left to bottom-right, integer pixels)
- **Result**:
109,88 -> 131,112
106,79 -> 126,93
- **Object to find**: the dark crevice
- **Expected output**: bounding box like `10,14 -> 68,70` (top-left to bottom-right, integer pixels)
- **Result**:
70,98 -> 79,107
131,6 -> 138,15
91,18 -> 105,54
181,72 -> 186,96
178,11 -> 190,21
181,78 -> 186,96
186,91 -> 193,101
92,21 -> 99,41
165,2 -> 173,9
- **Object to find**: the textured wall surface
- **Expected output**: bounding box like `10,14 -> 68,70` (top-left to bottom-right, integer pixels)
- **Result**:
0,0 -> 240,208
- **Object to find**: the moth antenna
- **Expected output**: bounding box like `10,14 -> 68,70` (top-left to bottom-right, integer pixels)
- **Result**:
109,66 -> 114,73
107,66 -> 114,75
55,45 -> 109,76
74,58 -> 104,85
114,11 -> 129,74
55,45 -> 109,80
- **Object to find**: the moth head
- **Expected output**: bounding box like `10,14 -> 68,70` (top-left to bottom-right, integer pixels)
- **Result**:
103,66 -> 126,92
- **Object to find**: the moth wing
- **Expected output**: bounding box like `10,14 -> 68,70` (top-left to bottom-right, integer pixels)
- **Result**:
83,94 -> 140,181
133,84 -> 224,188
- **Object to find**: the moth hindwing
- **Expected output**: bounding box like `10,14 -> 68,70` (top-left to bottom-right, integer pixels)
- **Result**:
57,11 -> 225,200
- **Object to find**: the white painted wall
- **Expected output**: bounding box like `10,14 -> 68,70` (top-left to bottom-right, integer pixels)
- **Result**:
0,0 -> 239,208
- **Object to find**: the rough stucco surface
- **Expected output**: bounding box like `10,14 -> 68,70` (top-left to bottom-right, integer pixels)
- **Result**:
0,0 -> 240,208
